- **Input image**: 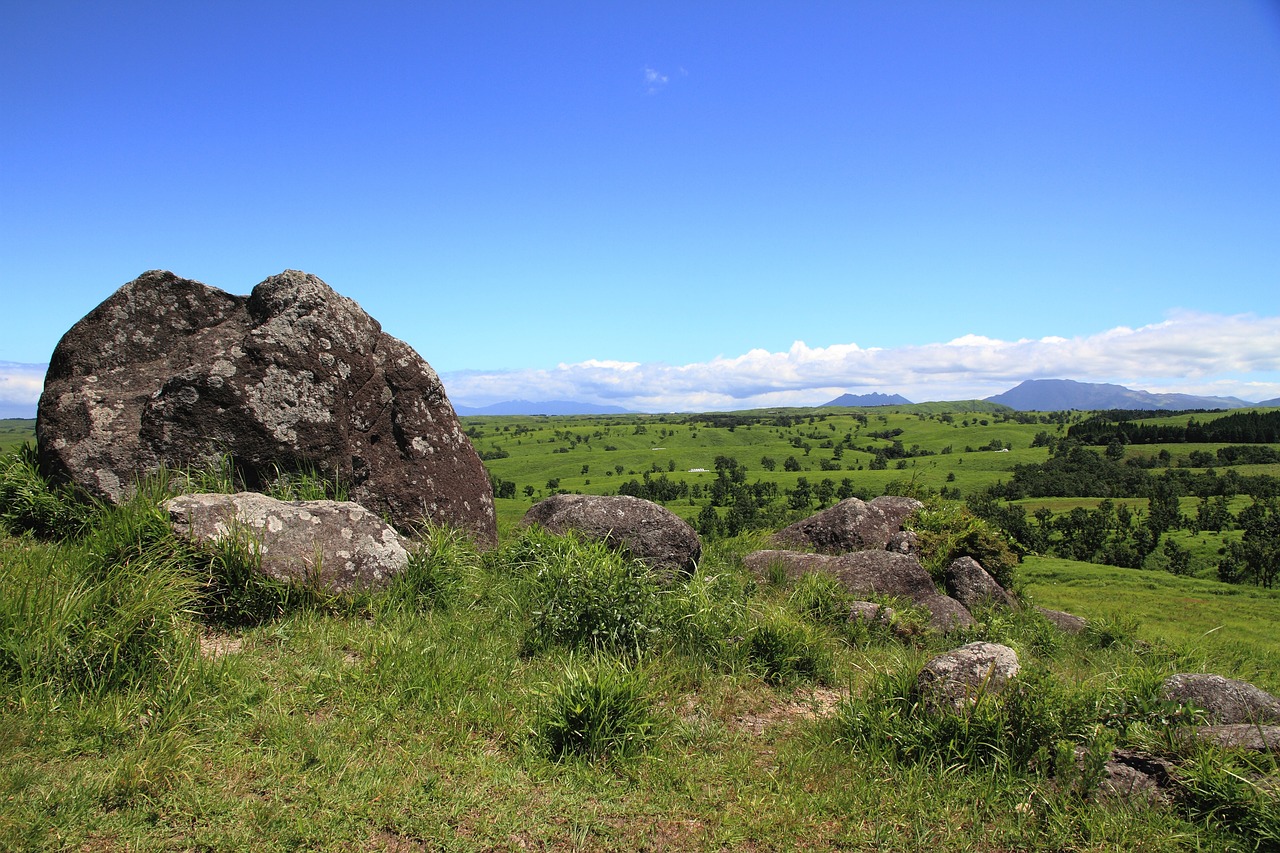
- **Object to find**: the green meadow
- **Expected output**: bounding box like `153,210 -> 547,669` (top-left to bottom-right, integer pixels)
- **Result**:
3,407 -> 1278,849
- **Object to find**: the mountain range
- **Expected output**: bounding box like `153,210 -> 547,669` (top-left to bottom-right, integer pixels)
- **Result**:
983,379 -> 1255,411
821,392 -> 914,408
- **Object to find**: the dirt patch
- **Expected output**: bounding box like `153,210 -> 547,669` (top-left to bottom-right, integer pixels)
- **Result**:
734,687 -> 846,736
198,631 -> 245,658
362,829 -> 428,852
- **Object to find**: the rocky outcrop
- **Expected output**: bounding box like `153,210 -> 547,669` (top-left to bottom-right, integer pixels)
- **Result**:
869,495 -> 924,530
1160,673 -> 1280,724
165,492 -> 410,594
522,493 -> 701,581
37,270 -> 496,543
916,642 -> 1020,711
745,549 -> 974,631
945,556 -> 1017,611
772,497 -> 915,554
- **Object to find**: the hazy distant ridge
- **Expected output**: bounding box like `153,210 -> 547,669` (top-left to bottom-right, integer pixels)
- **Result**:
985,379 -> 1254,411
455,400 -> 633,416
820,392 -> 914,408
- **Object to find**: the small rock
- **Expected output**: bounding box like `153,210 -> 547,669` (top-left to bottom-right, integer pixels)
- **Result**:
1037,607 -> 1087,634
917,642 -> 1020,711
945,556 -> 1017,611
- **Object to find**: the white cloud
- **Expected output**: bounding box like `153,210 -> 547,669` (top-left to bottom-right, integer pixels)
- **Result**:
442,312 -> 1280,411
643,66 -> 669,93
0,362 -> 46,417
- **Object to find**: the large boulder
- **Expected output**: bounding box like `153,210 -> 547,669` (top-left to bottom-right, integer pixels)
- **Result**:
944,556 -> 1017,611
522,493 -> 701,581
744,548 -> 974,631
37,270 -> 496,544
1160,673 -> 1280,724
165,492 -> 410,594
771,497 -> 900,553
869,495 -> 924,530
916,642 -> 1020,711
1037,607 -> 1087,634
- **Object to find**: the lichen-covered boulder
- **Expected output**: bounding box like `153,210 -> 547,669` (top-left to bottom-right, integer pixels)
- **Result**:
868,495 -> 924,530
770,497 -> 895,553
916,641 -> 1020,711
37,270 -> 496,544
1161,673 -> 1280,724
165,492 -> 410,594
745,549 -> 975,632
522,493 -> 701,581
745,549 -> 936,601
945,556 -> 1017,611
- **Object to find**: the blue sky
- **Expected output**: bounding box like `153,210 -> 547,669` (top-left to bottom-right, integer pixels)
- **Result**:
3,1 -> 1279,414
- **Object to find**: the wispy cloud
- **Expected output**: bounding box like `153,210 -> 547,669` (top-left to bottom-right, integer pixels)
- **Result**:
0,362 -> 46,417
643,66 -> 669,94
443,312 -> 1280,411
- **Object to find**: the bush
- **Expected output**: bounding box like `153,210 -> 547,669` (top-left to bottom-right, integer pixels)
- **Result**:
534,659 -> 658,762
906,503 -> 1018,587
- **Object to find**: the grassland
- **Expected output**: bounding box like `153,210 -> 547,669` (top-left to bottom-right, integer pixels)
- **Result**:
3,408 -> 1280,849
0,419 -> 34,455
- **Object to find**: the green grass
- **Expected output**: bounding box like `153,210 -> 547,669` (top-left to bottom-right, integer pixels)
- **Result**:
0,420 -> 34,456
1020,555 -> 1280,692
4,422 -> 1280,850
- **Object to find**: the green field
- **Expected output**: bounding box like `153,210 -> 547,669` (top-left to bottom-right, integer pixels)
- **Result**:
3,411 -> 1279,850
0,419 -> 34,455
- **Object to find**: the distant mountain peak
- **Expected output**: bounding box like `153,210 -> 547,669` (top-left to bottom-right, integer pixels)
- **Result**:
985,379 -> 1253,411
821,392 -> 913,408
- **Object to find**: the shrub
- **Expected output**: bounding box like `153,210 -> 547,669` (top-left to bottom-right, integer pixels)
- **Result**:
534,659 -> 658,762
906,503 -> 1018,587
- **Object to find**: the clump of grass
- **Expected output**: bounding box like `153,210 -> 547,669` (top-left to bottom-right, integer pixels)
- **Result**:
0,444 -> 93,539
660,568 -> 747,665
743,609 -> 830,685
263,462 -> 349,502
788,571 -> 856,627
506,526 -> 664,658
387,524 -> 483,612
534,658 -> 658,763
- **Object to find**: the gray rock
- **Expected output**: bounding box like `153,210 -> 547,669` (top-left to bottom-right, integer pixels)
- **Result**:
886,529 -> 920,557
745,549 -> 936,601
1194,724 -> 1280,752
745,549 -> 974,631
165,492 -> 410,594
945,556 -> 1017,611
1096,749 -> 1177,805
916,642 -> 1020,711
1161,673 -> 1280,724
37,270 -> 496,544
919,593 -> 977,632
770,497 -> 896,553
522,493 -> 701,581
849,601 -> 896,627
1037,607 -> 1087,634
868,495 -> 924,529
